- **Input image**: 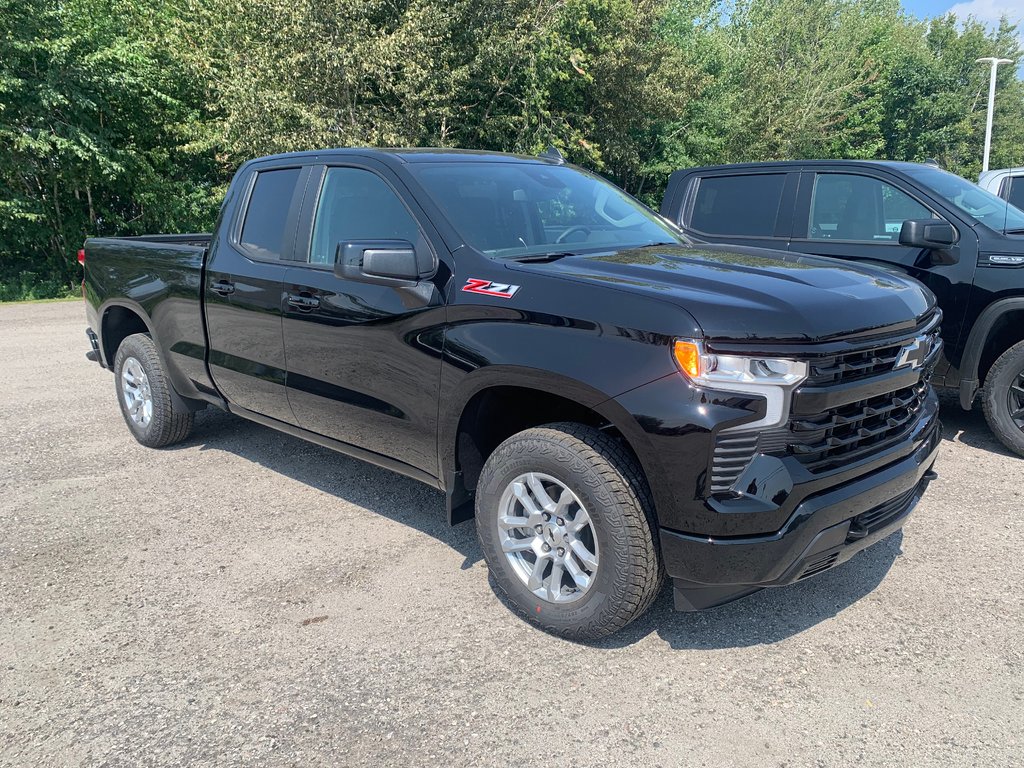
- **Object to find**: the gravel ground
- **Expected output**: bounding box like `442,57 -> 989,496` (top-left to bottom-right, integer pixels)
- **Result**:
1,301 -> 1022,767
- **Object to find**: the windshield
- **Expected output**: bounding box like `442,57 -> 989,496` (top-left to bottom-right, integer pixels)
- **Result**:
409,162 -> 684,258
905,166 -> 1024,233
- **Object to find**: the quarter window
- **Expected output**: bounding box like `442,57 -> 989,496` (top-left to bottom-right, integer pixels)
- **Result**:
309,168 -> 421,265
689,174 -> 786,237
239,168 -> 302,260
809,174 -> 932,242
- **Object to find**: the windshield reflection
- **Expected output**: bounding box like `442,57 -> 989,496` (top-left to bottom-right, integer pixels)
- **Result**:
906,166 -> 1024,233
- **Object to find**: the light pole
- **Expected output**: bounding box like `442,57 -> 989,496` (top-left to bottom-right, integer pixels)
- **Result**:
977,57 -> 1015,173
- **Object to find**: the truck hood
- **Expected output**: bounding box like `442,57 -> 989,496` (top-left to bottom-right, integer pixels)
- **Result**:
506,243 -> 935,342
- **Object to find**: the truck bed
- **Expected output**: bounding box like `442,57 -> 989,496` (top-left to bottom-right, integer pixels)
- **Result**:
83,233 -> 216,404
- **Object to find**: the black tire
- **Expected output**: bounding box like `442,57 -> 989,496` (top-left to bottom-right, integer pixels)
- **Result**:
982,339 -> 1024,457
475,422 -> 663,641
113,333 -> 194,448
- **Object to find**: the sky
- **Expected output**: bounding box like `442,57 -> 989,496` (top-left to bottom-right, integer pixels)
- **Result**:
901,0 -> 1024,28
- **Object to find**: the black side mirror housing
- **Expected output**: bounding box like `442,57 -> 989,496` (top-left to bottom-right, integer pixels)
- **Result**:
334,240 -> 432,285
898,219 -> 960,266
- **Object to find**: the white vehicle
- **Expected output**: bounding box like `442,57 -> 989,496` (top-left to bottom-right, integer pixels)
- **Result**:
978,167 -> 1024,210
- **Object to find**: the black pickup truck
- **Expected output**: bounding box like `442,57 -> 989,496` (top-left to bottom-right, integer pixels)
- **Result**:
662,160 -> 1024,456
83,149 -> 941,639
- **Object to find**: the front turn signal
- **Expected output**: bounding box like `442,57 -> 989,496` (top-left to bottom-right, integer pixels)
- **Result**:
673,340 -> 703,379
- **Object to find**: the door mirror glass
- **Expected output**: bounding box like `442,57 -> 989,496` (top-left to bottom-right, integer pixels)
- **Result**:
334,240 -> 422,283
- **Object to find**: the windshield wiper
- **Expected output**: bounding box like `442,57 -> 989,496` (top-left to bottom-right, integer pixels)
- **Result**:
1004,228 -> 1024,235
510,252 -> 576,263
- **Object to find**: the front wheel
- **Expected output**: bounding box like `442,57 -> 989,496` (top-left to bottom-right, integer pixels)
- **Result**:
113,333 -> 194,448
982,340 -> 1024,457
475,423 -> 663,640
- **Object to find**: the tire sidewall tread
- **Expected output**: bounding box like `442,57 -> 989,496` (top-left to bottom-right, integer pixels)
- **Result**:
981,339 -> 1024,457
113,333 -> 194,449
475,422 -> 663,641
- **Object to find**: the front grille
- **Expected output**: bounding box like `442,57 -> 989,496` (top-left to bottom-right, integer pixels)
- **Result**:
708,317 -> 939,494
788,380 -> 930,473
804,325 -> 941,387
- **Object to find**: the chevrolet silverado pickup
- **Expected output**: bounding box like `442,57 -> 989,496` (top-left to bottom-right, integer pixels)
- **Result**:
83,148 -> 941,639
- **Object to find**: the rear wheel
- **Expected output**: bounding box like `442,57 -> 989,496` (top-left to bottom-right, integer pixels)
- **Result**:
475,423 -> 662,640
982,340 -> 1024,457
113,333 -> 194,448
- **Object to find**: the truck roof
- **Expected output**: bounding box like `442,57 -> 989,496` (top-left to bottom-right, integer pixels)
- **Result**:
673,160 -> 936,174
239,147 -> 564,169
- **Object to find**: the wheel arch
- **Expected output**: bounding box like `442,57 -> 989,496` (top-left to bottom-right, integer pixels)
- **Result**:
440,367 -> 655,525
99,300 -> 156,368
958,298 -> 1024,409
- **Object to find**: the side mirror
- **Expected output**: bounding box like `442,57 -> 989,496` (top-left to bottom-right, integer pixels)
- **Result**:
334,239 -> 430,284
898,219 -> 957,248
898,219 -> 959,266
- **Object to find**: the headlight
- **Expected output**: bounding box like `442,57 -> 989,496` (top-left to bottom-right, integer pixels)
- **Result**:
673,339 -> 808,430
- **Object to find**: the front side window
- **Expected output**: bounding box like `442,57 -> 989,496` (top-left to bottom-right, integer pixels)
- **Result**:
409,162 -> 681,259
309,168 -> 421,265
809,174 -> 932,242
239,168 -> 302,259
690,174 -> 786,237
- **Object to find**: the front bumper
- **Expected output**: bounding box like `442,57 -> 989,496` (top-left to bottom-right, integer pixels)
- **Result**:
663,419 -> 941,611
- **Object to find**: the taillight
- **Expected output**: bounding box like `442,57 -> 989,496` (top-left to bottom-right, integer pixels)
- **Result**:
77,248 -> 86,266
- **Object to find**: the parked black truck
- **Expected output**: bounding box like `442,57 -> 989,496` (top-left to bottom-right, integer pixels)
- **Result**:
84,149 -> 941,639
662,160 -> 1024,456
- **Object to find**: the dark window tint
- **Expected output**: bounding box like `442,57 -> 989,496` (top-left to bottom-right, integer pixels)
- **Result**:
809,173 -> 931,242
239,168 -> 302,259
689,174 -> 785,236
1006,177 -> 1024,211
310,168 -> 420,264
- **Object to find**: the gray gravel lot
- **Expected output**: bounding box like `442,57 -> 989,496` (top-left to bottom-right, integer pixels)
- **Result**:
1,300 -> 1022,767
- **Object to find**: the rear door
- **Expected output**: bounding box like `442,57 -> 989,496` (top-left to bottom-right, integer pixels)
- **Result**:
665,169 -> 799,251
205,163 -> 310,423
281,161 -> 448,476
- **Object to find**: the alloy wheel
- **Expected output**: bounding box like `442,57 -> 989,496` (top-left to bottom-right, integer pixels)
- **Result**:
496,472 -> 599,604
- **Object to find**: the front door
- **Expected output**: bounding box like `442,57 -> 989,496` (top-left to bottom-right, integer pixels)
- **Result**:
282,163 -> 447,476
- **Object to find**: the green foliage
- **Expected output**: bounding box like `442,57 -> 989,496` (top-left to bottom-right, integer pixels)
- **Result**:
2,0 -> 1023,299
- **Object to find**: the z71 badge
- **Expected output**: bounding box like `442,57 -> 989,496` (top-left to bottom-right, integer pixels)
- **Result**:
462,278 -> 521,299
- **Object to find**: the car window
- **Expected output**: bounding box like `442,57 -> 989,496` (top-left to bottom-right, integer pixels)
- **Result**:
904,166 -> 1024,234
1007,177 -> 1024,212
309,168 -> 421,265
409,162 -> 682,259
809,174 -> 932,242
689,174 -> 786,237
239,168 -> 302,259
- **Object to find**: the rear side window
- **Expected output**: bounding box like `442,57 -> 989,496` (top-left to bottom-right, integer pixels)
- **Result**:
689,174 -> 785,237
239,168 -> 302,259
309,168 -> 421,265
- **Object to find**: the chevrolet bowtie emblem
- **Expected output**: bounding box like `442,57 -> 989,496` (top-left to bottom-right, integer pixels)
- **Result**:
895,335 -> 931,371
